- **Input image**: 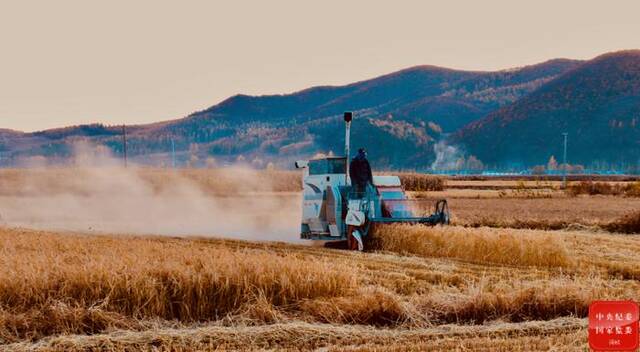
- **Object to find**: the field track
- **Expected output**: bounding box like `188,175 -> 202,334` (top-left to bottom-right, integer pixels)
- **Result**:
2,225 -> 639,351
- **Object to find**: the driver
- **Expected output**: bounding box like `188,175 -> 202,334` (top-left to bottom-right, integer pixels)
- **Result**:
349,148 -> 373,196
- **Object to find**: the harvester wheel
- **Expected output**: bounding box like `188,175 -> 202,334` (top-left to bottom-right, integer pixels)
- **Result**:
347,225 -> 364,251
347,225 -> 357,250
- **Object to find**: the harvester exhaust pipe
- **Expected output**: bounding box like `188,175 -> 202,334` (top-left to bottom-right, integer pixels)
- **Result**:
344,111 -> 352,185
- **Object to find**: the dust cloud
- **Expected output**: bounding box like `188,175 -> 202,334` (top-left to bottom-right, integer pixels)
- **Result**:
0,143 -> 302,242
431,141 -> 463,171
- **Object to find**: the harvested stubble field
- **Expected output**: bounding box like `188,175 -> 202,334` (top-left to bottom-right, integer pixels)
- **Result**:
412,195 -> 640,231
414,177 -> 640,232
1,168 -> 640,351
3,224 -> 640,351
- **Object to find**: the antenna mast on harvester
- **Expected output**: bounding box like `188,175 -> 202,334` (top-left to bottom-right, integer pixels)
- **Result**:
122,124 -> 128,168
344,111 -> 352,185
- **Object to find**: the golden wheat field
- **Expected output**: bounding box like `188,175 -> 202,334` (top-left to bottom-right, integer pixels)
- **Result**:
1,168 -> 640,351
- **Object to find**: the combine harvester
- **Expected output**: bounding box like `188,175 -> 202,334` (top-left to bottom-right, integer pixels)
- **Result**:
296,112 -> 449,251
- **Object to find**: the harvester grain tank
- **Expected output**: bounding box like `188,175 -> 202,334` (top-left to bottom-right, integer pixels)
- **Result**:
295,112 -> 450,250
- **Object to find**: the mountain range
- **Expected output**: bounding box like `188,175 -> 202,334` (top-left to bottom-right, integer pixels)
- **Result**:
1,50 -> 639,171
455,50 -> 640,169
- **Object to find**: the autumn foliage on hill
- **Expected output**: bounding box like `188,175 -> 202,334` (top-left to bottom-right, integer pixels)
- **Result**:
456,50 -> 640,167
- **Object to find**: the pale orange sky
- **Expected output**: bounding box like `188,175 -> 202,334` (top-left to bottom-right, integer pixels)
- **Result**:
1,0 -> 640,132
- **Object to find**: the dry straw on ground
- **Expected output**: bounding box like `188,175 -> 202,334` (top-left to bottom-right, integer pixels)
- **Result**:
411,194 -> 640,233
0,229 -> 356,342
566,180 -> 640,197
604,210 -> 640,234
2,223 -> 640,350
3,318 -> 588,352
372,224 -> 572,268
2,169 -> 640,350
394,173 -> 446,191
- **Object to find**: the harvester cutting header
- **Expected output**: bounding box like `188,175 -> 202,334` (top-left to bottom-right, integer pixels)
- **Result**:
296,112 -> 449,250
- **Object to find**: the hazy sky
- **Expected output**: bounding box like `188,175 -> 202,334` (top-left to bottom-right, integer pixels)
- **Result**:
2,0 -> 640,132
